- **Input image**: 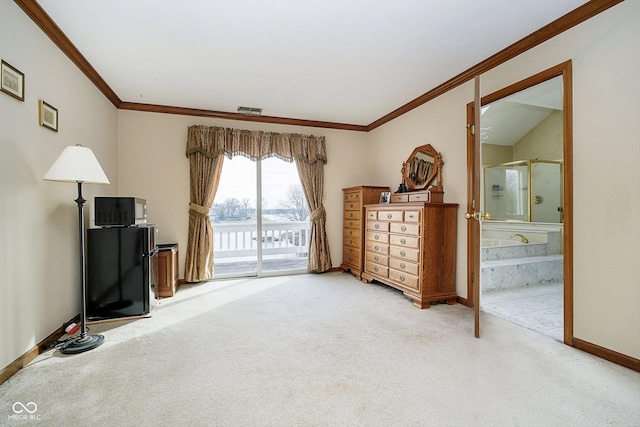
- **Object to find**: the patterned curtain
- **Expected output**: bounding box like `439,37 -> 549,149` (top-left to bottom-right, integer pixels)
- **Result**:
184,150 -> 224,282
294,157 -> 331,272
185,125 -> 331,281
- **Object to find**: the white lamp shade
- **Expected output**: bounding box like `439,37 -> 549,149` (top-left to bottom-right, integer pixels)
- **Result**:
44,145 -> 110,184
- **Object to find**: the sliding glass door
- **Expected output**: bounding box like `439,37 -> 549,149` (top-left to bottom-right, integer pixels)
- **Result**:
212,156 -> 309,277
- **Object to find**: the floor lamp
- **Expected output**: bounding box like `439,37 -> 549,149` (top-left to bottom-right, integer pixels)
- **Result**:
44,144 -> 110,354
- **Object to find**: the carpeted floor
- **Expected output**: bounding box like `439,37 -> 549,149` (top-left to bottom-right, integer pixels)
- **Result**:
1,272 -> 639,426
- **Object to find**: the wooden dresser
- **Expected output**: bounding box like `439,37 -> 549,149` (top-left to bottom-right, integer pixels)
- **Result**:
156,244 -> 179,298
340,186 -> 389,279
361,202 -> 458,308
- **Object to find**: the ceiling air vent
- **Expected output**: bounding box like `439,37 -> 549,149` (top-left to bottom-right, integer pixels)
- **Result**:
237,106 -> 263,116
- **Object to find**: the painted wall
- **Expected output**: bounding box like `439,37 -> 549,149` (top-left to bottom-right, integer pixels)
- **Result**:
482,144 -> 513,166
368,0 -> 640,358
116,110 -> 368,279
0,2 -> 118,369
514,110 -> 563,161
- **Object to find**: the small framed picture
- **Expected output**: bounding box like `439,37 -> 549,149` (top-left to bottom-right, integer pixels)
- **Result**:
1,60 -> 25,101
379,191 -> 391,204
39,100 -> 58,132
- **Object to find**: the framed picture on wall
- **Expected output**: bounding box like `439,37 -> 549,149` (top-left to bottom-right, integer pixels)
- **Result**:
1,60 -> 25,101
39,100 -> 58,132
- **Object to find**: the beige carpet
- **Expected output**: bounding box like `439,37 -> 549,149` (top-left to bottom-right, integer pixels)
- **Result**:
1,272 -> 639,426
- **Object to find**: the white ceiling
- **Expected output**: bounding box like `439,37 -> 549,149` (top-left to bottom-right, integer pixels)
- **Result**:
481,76 -> 563,146
36,0 -> 587,126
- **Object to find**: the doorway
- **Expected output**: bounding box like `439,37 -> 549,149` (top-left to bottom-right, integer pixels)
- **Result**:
211,156 -> 310,278
467,61 -> 573,344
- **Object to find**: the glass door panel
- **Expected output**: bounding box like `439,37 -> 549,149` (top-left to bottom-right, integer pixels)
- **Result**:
260,157 -> 309,274
212,156 -> 258,277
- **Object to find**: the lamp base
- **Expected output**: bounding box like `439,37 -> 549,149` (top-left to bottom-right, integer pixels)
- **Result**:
59,334 -> 105,354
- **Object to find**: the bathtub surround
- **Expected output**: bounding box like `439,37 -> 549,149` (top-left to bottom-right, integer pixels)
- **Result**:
481,222 -> 563,291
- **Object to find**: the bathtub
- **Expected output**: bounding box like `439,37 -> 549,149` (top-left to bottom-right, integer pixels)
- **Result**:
481,222 -> 562,260
481,237 -> 548,261
482,238 -> 526,248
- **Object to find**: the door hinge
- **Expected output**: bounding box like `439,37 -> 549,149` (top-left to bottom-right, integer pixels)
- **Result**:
467,124 -> 475,135
471,271 -> 475,283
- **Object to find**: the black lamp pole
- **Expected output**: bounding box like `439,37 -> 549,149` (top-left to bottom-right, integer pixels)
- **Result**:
59,181 -> 104,354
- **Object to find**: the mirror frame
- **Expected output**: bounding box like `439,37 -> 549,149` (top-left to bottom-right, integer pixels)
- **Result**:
401,144 -> 443,191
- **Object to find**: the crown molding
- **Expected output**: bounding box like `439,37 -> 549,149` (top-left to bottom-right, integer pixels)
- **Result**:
118,102 -> 368,132
15,0 -> 623,132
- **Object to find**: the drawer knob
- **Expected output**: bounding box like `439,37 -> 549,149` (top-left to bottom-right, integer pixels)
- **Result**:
375,235 -> 379,240
350,231 -> 353,235
401,226 -> 406,232
400,238 -> 406,244
400,263 -> 405,269
374,256 -> 379,261
400,250 -> 406,257
400,275 -> 406,282
350,203 -> 354,208
374,245 -> 379,251
374,266 -> 379,272
349,213 -> 354,218
387,213 -> 392,219
375,224 -> 379,229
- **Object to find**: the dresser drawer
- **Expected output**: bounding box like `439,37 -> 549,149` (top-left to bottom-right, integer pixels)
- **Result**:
408,192 -> 430,202
389,258 -> 419,276
404,210 -> 421,223
390,222 -> 420,236
345,235 -> 359,248
367,210 -> 378,220
389,269 -> 419,290
390,234 -> 420,249
344,218 -> 360,230
343,246 -> 360,267
379,211 -> 403,221
391,193 -> 408,203
368,221 -> 389,232
344,228 -> 360,240
366,241 -> 389,255
344,200 -> 360,211
366,251 -> 389,266
389,246 -> 419,262
366,261 -> 389,278
366,231 -> 389,244
344,191 -> 362,203
344,209 -> 361,221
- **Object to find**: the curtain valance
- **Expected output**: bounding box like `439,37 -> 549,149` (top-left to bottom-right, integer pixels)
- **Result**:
186,125 -> 327,164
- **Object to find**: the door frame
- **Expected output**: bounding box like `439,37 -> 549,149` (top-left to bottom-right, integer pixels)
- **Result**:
466,61 -> 573,344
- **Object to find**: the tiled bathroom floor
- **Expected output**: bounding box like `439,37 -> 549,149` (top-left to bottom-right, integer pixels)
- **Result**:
481,282 -> 563,342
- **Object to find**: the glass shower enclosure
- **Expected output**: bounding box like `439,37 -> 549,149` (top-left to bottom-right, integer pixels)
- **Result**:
483,160 -> 563,223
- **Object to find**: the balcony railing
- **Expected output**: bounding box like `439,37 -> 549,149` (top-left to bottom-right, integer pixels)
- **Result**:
212,221 -> 310,259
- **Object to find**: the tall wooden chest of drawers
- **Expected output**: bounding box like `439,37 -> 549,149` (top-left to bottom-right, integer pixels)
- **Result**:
361,202 -> 458,308
340,186 -> 389,279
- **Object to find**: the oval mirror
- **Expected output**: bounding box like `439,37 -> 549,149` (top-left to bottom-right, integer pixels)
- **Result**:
402,144 -> 442,191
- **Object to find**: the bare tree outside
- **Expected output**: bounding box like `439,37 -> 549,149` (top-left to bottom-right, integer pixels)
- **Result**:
279,185 -> 309,221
